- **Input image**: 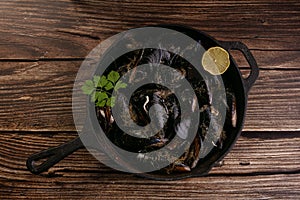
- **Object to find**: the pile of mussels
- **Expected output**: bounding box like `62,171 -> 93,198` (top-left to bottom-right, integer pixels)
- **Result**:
96,48 -> 236,174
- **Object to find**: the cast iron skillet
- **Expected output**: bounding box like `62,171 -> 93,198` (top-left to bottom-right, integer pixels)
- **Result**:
27,25 -> 259,180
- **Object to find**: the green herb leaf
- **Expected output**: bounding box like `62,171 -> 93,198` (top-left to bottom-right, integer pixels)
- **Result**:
91,91 -> 96,102
93,76 -> 101,87
81,80 -> 95,95
115,80 -> 127,91
104,82 -> 114,90
83,71 -> 127,108
106,96 -> 116,107
96,92 -> 108,102
96,99 -> 107,107
97,76 -> 108,87
94,92 -> 108,107
107,71 -> 120,84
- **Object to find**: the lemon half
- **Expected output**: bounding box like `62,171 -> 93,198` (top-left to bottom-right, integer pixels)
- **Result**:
202,46 -> 230,75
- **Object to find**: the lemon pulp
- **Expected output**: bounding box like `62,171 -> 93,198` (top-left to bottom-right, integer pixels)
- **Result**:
202,46 -> 230,75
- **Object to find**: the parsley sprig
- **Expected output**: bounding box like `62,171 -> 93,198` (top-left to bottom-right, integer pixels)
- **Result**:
81,71 -> 127,107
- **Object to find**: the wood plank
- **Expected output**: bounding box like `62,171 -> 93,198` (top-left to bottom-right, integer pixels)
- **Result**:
1,174 -> 299,199
0,0 -> 299,59
0,131 -> 298,176
0,131 -> 299,199
232,50 -> 300,70
0,61 -> 299,131
0,61 -> 79,131
245,69 -> 300,131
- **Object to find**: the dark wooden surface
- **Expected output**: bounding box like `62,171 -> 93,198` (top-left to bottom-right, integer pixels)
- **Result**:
0,0 -> 299,199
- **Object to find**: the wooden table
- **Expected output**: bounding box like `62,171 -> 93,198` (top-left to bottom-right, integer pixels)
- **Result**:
0,0 -> 299,199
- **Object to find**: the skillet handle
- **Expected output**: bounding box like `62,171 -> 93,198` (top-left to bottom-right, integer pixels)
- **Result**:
26,136 -> 84,174
219,41 -> 259,94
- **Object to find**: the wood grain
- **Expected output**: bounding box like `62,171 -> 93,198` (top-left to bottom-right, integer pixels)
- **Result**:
0,0 -> 299,199
0,61 -> 78,131
0,0 -> 299,60
1,174 -> 299,199
0,131 -> 299,199
0,61 -> 299,131
0,131 -> 299,176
